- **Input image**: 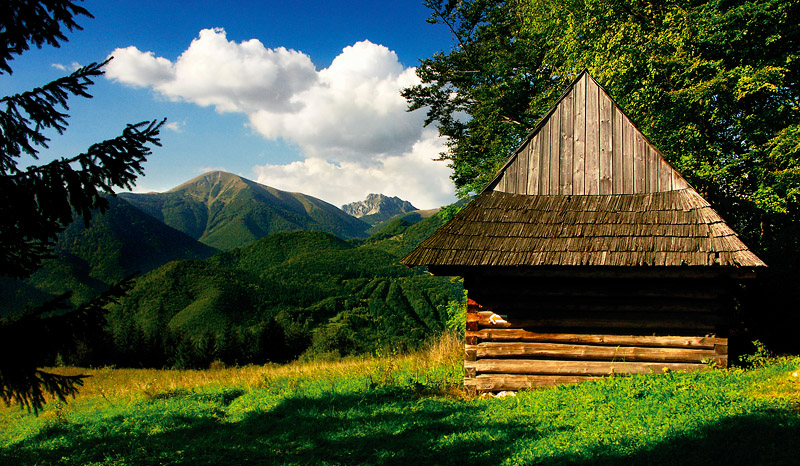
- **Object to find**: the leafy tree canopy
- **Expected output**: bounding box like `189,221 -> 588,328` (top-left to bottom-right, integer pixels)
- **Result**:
406,0 -> 799,261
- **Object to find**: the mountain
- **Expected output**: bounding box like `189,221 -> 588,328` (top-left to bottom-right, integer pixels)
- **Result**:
119,171 -> 371,250
0,196 -> 217,313
341,193 -> 418,226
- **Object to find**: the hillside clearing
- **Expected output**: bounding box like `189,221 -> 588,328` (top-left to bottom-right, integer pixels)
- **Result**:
1,336 -> 799,466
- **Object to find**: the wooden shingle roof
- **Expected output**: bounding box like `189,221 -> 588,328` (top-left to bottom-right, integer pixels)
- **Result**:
401,189 -> 766,267
403,70 -> 765,269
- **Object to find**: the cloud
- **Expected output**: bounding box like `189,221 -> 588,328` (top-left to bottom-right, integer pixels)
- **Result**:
164,121 -> 185,133
253,129 -> 454,209
107,28 -> 316,114
106,28 -> 455,208
51,62 -> 81,71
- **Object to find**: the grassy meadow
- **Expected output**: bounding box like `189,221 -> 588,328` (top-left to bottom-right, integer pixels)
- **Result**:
1,335 -> 799,466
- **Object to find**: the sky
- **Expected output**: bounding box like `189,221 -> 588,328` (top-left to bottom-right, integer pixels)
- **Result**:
1,0 -> 459,209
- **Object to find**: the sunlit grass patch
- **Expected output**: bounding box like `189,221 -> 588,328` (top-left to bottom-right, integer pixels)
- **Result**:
1,339 -> 798,466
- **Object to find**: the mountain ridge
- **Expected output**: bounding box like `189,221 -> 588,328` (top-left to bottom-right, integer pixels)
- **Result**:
342,193 -> 418,226
120,171 -> 371,250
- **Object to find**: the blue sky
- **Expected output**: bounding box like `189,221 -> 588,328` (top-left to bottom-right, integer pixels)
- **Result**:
1,0 -> 458,208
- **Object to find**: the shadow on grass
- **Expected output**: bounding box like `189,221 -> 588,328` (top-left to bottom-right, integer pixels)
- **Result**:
1,388 -> 798,465
556,408 -> 800,466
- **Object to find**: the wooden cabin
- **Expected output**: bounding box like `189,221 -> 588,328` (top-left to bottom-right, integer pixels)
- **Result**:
401,70 -> 766,393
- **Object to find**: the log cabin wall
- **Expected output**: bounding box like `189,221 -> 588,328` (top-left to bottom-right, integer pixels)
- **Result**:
462,270 -> 733,393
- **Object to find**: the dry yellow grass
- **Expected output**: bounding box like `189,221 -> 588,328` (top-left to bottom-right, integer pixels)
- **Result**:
1,332 -> 464,413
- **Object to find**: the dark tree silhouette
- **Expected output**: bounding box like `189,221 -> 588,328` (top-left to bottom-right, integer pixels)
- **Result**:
0,0 -> 163,412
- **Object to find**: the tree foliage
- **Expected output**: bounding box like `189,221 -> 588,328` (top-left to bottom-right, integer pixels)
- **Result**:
408,0 -> 800,347
0,0 -> 163,412
403,0 -> 558,197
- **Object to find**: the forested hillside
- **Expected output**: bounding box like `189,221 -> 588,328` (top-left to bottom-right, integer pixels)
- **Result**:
0,196 -> 217,314
70,214 -> 461,368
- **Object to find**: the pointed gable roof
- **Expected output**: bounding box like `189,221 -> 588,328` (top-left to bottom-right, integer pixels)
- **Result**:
486,70 -> 690,196
402,70 -> 766,269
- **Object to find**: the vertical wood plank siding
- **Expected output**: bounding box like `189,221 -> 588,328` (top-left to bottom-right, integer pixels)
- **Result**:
559,89 -> 574,194
573,75 -> 586,194
585,76 -> 600,194
493,73 -> 689,196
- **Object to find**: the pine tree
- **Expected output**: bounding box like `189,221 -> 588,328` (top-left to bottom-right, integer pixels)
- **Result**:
0,0 -> 163,412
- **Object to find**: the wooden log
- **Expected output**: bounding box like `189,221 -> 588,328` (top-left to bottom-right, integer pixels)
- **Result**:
465,359 -> 710,376
468,310 -> 722,331
468,286 -> 725,300
465,347 -> 477,361
465,329 -> 725,349
465,374 -> 598,391
466,342 -> 720,363
468,299 -> 725,315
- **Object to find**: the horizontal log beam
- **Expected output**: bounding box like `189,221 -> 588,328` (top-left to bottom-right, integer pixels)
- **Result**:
465,374 -> 598,390
467,342 -> 721,363
466,329 -> 724,349
465,358 -> 710,376
469,300 -> 725,314
468,310 -> 722,331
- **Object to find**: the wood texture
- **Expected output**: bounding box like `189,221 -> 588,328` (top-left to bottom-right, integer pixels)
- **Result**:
560,89 -> 574,194
467,342 -> 720,363
465,374 -> 598,390
402,190 -> 767,268
599,89 -> 613,194
466,329 -> 725,349
612,106 -> 623,193
489,71 -> 693,197
573,74 -> 586,194
550,104 -> 561,195
585,76 -> 600,194
467,311 -> 720,332
465,359 -> 710,376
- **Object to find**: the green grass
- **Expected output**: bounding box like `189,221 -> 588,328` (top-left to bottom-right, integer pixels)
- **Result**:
2,338 -> 799,465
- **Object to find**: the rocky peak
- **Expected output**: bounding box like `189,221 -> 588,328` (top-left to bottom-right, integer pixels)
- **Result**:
342,193 -> 417,218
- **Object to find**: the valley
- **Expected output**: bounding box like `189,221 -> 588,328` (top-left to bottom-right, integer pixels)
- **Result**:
0,171 -> 462,368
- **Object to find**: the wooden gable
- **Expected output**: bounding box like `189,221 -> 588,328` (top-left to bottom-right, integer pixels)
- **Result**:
486,70 -> 689,196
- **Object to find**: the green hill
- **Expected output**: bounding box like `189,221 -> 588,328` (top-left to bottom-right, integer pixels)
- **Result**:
0,197 -> 217,314
107,227 -> 462,366
119,171 -> 371,250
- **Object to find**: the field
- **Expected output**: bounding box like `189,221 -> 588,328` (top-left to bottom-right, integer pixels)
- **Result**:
1,335 -> 799,466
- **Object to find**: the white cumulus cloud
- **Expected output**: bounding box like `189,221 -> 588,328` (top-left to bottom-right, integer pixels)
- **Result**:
253,129 -> 453,209
106,28 -> 455,208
